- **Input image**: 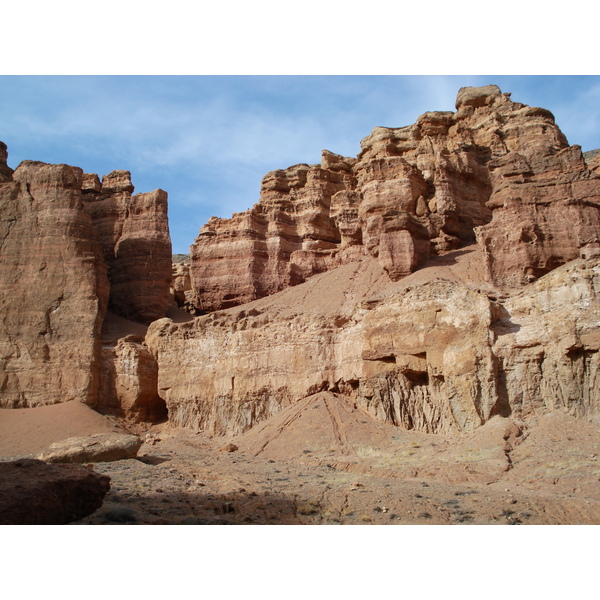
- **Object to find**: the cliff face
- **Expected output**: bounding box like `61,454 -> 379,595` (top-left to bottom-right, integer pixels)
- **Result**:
0,161 -> 109,408
0,149 -> 171,411
148,250 -> 600,436
189,84 -> 599,313
151,85 -> 600,436
2,84 -> 599,438
82,170 -> 172,324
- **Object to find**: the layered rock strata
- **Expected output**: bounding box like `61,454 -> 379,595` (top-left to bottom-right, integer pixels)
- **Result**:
0,142 -> 13,182
0,148 -> 171,412
147,253 -> 600,436
82,170 -> 172,324
0,160 -> 109,408
190,85 -> 600,312
171,255 -> 194,312
99,332 -> 167,422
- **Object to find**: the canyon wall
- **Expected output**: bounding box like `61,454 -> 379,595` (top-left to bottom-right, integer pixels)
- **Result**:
82,170 -> 172,324
0,147 -> 171,410
156,85 -> 600,435
148,253 -> 600,436
2,84 -> 599,437
188,84 -> 600,313
0,160 -> 110,408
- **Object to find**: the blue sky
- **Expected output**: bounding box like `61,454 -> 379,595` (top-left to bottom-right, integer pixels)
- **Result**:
1,75 -> 599,253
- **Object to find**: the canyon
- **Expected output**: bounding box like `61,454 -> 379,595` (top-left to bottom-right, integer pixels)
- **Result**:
1,85 -> 599,524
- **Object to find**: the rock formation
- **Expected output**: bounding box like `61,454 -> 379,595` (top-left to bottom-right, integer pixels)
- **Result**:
1,84 -> 599,442
171,254 -> 194,311
189,85 -> 600,312
99,333 -> 167,422
146,85 -> 600,436
0,160 -> 109,408
0,459 -> 111,525
82,170 -> 172,324
0,149 -> 171,411
0,142 -> 13,183
147,251 -> 600,436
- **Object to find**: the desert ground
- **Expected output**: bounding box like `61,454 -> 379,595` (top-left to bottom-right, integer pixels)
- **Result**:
1,395 -> 599,525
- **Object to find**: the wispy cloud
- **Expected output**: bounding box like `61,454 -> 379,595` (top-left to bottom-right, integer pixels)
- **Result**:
2,75 -> 599,253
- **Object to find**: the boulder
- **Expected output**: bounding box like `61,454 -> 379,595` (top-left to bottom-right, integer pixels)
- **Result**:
0,459 -> 110,524
37,432 -> 142,463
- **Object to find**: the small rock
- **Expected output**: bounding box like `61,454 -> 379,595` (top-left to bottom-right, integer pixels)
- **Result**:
221,443 -> 239,453
145,433 -> 161,445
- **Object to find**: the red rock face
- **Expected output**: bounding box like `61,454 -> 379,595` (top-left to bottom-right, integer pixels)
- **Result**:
190,159 -> 352,311
475,140 -> 600,287
0,161 -> 109,408
82,170 -> 172,323
0,150 -> 172,412
0,142 -> 13,183
189,85 -> 600,311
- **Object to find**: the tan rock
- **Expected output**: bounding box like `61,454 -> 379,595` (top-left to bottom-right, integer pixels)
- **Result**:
147,249 -> 600,437
476,145 -> 600,287
36,432 -> 142,463
82,174 -> 172,324
0,160 -> 109,409
99,335 -> 166,422
0,144 -> 173,418
190,85 -> 597,311
0,141 -> 13,183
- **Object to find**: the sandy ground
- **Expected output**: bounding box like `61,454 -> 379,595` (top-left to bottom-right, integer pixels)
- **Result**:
0,401 -> 128,457
1,394 -> 598,525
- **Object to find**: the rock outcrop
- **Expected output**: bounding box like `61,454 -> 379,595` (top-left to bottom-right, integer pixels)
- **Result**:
99,333 -> 167,422
1,84 -> 599,441
147,252 -> 600,436
0,149 -> 171,412
139,85 -> 599,437
0,160 -> 109,408
82,170 -> 172,324
0,459 -> 110,525
171,255 -> 194,311
189,85 -> 600,312
0,142 -> 13,183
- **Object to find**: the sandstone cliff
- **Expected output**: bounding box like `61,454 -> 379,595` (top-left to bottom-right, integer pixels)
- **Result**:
147,249 -> 600,436
189,85 -> 600,312
2,84 -> 599,441
0,148 -> 171,412
147,85 -> 600,436
0,160 -> 109,408
82,170 -> 172,324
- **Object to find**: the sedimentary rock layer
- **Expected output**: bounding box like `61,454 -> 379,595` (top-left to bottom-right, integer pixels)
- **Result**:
189,85 -> 600,312
0,161 -> 109,408
0,148 -> 172,411
147,251 -> 600,436
82,170 -> 172,324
